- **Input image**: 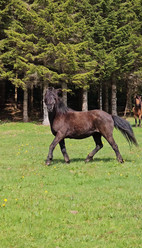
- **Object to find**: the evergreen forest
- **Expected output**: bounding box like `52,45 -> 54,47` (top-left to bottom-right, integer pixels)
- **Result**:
0,0 -> 142,122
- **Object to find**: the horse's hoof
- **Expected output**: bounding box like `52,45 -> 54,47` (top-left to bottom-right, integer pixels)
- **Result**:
65,160 -> 70,164
46,160 -> 51,166
85,157 -> 93,163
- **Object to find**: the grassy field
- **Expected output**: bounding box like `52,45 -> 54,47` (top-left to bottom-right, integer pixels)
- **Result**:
0,119 -> 142,248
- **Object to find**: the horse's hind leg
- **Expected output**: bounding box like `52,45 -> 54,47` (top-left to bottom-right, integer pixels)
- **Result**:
134,116 -> 137,127
85,133 -> 103,162
59,139 -> 70,163
105,135 -> 124,163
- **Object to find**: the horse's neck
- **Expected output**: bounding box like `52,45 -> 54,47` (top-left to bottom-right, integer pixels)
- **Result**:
135,102 -> 142,111
48,109 -> 57,125
48,100 -> 70,126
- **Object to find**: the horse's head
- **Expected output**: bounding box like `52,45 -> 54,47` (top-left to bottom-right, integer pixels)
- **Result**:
44,87 -> 62,112
135,95 -> 141,108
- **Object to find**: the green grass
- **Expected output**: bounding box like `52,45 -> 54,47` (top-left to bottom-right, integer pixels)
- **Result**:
0,119 -> 142,248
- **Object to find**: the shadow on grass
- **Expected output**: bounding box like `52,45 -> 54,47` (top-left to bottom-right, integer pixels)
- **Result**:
131,124 -> 141,128
44,156 -> 133,166
131,124 -> 136,127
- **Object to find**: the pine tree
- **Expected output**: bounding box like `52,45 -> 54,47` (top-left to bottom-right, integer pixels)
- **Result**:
0,0 -> 37,120
85,0 -> 142,113
0,0 -> 142,120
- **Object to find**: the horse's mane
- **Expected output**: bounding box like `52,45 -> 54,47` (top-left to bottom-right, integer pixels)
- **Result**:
56,97 -> 74,114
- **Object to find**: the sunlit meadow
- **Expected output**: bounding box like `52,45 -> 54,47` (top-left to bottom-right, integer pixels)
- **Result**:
0,118 -> 142,248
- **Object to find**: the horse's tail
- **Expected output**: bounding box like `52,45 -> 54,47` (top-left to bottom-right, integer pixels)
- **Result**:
112,115 -> 138,146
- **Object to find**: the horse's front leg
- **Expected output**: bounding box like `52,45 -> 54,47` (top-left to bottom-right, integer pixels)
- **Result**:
46,132 -> 64,165
138,115 -> 141,127
59,139 -> 70,164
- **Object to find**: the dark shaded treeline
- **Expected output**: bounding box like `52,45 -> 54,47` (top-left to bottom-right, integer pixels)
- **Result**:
0,0 -> 142,121
0,80 -> 128,121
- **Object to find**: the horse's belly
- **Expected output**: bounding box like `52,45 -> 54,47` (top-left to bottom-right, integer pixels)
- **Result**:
66,129 -> 98,139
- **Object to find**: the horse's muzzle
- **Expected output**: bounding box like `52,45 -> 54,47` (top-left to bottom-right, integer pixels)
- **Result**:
47,105 -> 54,112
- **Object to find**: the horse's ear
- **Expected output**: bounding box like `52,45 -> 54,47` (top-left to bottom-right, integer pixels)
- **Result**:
56,88 -> 63,97
135,95 -> 141,99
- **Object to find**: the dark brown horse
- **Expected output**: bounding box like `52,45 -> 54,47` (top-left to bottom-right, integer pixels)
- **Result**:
44,87 -> 137,165
133,95 -> 142,127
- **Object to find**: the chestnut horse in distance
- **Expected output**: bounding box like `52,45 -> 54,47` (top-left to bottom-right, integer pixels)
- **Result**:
133,95 -> 142,127
44,88 -> 137,165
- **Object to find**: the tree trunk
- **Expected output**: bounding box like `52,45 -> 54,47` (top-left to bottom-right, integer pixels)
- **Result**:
82,88 -> 88,111
111,77 -> 117,115
23,87 -> 29,122
30,84 -> 33,110
14,86 -> 18,109
62,82 -> 67,106
99,82 -> 103,110
124,74 -> 140,116
124,87 -> 132,116
43,84 -> 49,125
29,84 -> 34,115
104,82 -> 109,113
